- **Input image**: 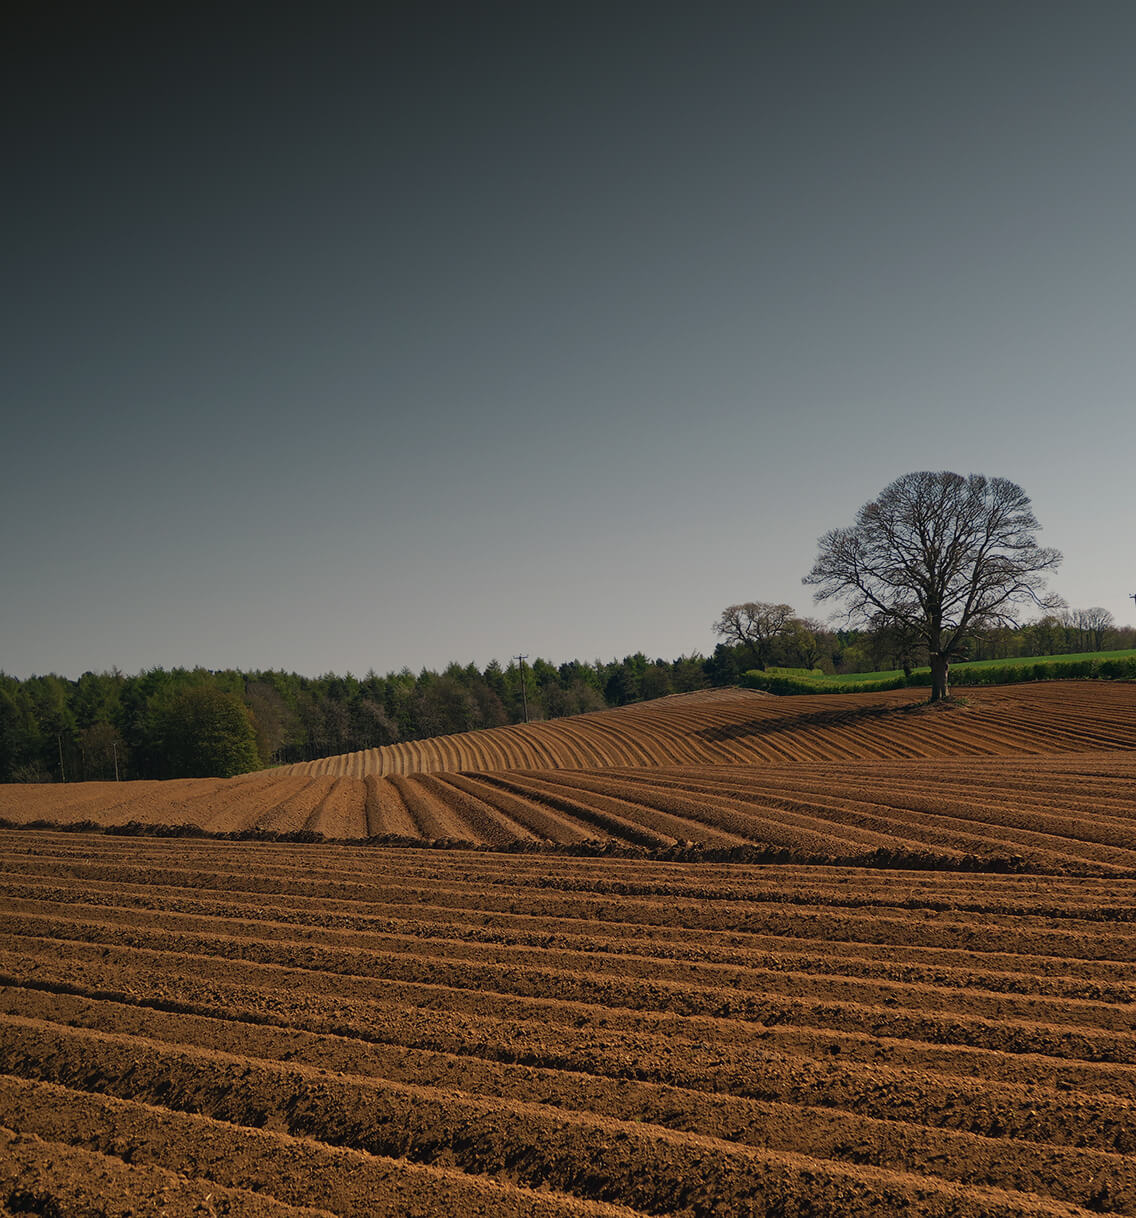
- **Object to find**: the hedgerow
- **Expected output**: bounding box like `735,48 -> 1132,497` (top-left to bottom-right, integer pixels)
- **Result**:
744,653 -> 1136,695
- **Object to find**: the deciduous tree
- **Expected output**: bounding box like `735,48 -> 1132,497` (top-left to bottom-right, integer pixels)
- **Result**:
155,685 -> 260,778
1074,606 -> 1114,652
804,471 -> 1061,700
79,721 -> 125,781
712,602 -> 795,671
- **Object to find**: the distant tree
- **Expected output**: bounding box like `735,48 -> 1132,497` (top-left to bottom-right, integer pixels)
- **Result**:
1074,607 -> 1114,652
604,656 -> 646,706
413,674 -> 479,736
865,613 -> 924,678
25,674 -> 75,756
1024,614 -> 1066,658
351,697 -> 400,750
783,617 -> 828,671
545,680 -> 606,718
967,623 -> 1016,662
670,654 -> 711,692
72,670 -> 124,731
321,699 -> 352,755
78,721 -> 126,781
483,659 -> 508,698
0,678 -> 46,782
244,680 -> 296,764
640,662 -> 674,701
805,471 -> 1061,700
834,641 -> 872,676
712,602 -> 795,671
155,685 -> 260,778
704,642 -> 742,686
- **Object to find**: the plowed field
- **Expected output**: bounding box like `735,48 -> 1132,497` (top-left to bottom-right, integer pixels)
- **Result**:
3,833 -> 1136,1216
2,683 -> 1135,872
5,682 -> 1136,1213
282,682 -> 1136,776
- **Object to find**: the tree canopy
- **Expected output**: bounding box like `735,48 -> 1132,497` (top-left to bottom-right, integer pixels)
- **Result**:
712,602 -> 795,671
6,574 -> 1134,785
154,685 -> 261,778
804,470 -> 1062,700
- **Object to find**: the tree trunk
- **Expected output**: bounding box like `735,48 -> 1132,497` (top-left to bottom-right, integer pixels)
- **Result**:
929,653 -> 950,702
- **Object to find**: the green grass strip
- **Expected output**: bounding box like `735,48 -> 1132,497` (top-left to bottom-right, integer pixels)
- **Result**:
744,649 -> 1136,695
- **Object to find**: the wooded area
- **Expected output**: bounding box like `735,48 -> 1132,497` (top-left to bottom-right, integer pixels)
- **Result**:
2,612 -> 1132,782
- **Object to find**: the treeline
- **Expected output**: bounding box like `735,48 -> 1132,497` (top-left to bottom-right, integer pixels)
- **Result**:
3,608 -> 1133,783
0,653 -> 716,783
712,604 -> 1135,681
823,611 -> 1136,677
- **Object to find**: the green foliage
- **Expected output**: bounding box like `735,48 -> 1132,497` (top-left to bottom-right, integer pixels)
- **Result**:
153,685 -> 260,778
2,633 -> 1133,783
0,678 -> 49,781
744,669 -> 909,695
0,651 -> 717,781
942,652 -> 1136,686
744,649 -> 1136,695
925,647 -> 1136,673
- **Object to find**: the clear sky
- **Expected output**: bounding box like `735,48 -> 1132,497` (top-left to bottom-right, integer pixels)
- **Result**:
6,3 -> 1135,680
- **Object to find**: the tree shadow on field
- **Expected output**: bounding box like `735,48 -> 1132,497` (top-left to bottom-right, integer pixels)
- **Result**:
696,694 -> 963,744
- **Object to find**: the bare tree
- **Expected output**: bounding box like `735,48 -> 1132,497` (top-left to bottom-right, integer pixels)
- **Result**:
712,602 -> 795,671
1075,606 -> 1114,652
804,471 -> 1061,701
865,611 -> 923,678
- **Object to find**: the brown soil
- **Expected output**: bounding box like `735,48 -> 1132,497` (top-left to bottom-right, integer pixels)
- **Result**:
3,682 -> 1135,1213
2,683 -> 1135,870
2,833 -> 1135,1216
281,681 -> 1136,776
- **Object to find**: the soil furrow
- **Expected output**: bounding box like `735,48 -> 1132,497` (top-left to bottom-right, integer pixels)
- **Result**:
4,991 -> 1135,1211
3,914 -> 1133,1034
0,1077 -> 638,1218
0,1021 -> 1106,1217
0,1123 -> 337,1218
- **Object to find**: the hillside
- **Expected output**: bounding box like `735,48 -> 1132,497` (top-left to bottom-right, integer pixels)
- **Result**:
3,681 -> 1135,871
5,680 -> 1136,1213
276,681 -> 1136,776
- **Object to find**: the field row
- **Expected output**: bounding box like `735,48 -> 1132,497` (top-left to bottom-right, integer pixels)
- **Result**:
3,834 -> 1136,1215
5,750 -> 1136,874
279,682 -> 1136,776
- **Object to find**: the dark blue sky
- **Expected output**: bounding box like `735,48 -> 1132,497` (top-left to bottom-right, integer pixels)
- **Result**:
6,3 -> 1135,678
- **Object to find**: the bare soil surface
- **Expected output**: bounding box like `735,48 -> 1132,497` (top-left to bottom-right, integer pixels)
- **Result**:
2,683 -> 1136,869
4,682 -> 1135,1213
282,681 -> 1136,776
2,833 -> 1135,1216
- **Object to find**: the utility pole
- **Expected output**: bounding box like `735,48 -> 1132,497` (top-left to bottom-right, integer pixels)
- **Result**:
514,654 -> 529,723
57,734 -> 66,784
112,741 -> 120,782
